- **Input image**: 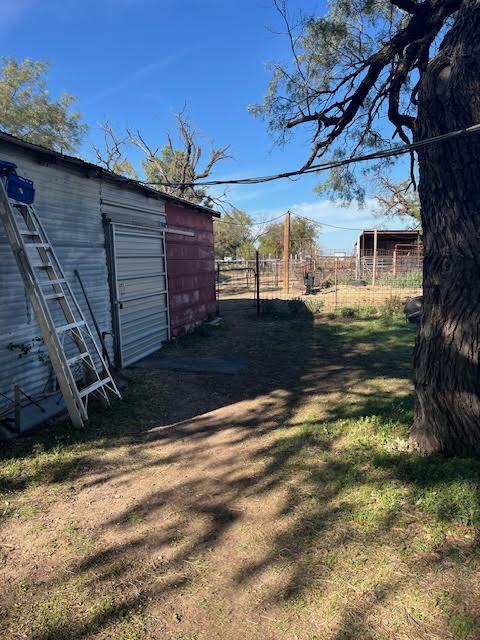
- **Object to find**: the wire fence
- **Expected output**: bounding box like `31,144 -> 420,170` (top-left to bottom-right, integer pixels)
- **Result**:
216,247 -> 423,312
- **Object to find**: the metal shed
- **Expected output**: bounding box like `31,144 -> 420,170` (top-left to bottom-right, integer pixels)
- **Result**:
0,131 -> 219,433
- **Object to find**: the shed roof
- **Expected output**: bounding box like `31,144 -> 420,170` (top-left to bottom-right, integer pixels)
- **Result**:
0,130 -> 221,218
360,229 -> 420,236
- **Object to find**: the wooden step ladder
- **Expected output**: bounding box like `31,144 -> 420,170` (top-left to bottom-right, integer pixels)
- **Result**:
0,177 -> 121,429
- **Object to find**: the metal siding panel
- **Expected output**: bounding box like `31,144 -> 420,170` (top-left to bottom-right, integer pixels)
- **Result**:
0,142 -> 113,416
112,224 -> 169,367
165,203 -> 216,337
101,182 -> 166,228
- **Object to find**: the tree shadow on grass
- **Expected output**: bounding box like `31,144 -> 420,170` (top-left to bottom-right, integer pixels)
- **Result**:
3,304 -> 480,639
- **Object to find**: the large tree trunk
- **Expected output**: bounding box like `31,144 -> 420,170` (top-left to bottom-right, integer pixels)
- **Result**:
411,1 -> 480,456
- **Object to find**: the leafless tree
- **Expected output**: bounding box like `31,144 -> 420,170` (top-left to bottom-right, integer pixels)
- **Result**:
127,109 -> 232,209
93,122 -> 137,178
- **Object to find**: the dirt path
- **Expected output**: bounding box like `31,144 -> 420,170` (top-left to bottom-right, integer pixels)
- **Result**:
2,302 -> 478,640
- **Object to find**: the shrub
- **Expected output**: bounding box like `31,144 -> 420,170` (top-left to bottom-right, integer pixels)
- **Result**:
339,307 -> 356,318
356,305 -> 378,319
380,296 -> 405,318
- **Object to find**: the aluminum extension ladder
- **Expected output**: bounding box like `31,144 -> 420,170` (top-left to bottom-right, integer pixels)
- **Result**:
0,179 -> 121,429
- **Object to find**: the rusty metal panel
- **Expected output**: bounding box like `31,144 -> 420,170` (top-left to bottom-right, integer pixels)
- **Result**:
165,203 -> 216,337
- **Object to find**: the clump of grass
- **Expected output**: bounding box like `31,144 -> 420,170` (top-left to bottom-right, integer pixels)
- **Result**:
379,295 -> 405,318
302,297 -> 324,314
127,510 -> 144,525
287,297 -> 323,316
356,305 -> 378,319
374,453 -> 480,526
448,611 -> 479,639
339,307 -> 357,318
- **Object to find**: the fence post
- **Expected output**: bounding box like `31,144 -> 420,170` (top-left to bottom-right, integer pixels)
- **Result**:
255,250 -> 260,317
334,256 -> 338,309
283,211 -> 290,293
216,261 -> 220,316
372,229 -> 378,286
393,249 -> 397,276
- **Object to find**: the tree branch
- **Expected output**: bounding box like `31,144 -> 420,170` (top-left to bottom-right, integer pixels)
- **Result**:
284,0 -> 462,169
390,0 -> 421,14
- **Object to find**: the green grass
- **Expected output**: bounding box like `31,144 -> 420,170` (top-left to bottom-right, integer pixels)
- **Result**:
0,377 -> 155,490
377,270 -> 423,288
2,314 -> 480,640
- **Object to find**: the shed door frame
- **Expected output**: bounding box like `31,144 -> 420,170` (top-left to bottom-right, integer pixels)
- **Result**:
109,222 -> 170,367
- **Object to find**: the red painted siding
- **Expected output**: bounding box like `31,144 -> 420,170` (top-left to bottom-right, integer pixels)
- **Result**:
165,203 -> 217,337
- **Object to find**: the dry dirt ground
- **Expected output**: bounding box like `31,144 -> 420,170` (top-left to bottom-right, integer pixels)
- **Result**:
220,283 -> 422,312
1,299 -> 480,640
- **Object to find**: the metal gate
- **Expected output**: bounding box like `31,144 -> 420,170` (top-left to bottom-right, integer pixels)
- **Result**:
111,223 -> 169,367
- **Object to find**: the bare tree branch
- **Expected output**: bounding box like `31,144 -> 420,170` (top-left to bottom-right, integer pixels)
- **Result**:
128,110 -> 230,206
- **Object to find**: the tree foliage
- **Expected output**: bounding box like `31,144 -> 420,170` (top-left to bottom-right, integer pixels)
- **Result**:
0,57 -> 86,153
93,122 -> 137,178
214,208 -> 253,259
129,110 -> 230,208
250,0 -> 462,201
374,177 -> 421,229
94,111 -> 230,209
258,216 -> 318,257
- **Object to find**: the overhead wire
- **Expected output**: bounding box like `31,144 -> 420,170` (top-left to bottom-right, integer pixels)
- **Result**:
291,211 -> 365,231
213,212 -> 285,226
140,122 -> 480,189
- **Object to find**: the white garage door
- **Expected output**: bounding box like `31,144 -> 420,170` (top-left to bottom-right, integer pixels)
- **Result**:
112,224 -> 169,366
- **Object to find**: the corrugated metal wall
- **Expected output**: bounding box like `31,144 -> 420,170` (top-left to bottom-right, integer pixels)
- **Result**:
0,142 -> 111,417
101,182 -> 168,366
165,203 -> 216,337
0,142 -> 167,422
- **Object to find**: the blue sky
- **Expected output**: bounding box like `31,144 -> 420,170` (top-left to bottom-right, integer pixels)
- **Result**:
1,0 -> 409,250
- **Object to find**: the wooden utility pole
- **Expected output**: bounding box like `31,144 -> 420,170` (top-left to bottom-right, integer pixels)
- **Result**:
283,210 -> 291,293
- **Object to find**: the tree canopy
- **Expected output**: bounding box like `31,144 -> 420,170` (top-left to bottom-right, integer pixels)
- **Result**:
253,0 -> 480,457
214,209 -> 254,259
258,216 -> 318,257
129,111 -> 230,208
94,111 -> 230,209
374,177 -> 421,229
250,0 -> 462,202
0,57 -> 86,153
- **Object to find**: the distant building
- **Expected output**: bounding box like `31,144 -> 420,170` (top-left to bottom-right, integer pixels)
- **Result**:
355,229 -> 421,256
355,229 -> 422,279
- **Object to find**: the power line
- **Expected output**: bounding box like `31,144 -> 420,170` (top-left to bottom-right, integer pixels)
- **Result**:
140,122 -> 480,189
213,213 -> 285,226
214,208 -> 366,232
291,211 -> 365,231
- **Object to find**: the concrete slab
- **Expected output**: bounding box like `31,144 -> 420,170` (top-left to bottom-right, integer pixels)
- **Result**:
131,354 -> 248,375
